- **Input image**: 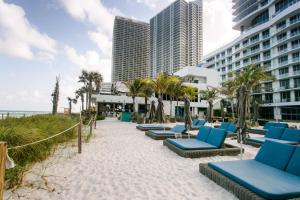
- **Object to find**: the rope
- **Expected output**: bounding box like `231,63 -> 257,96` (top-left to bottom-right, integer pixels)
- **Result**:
8,122 -> 80,150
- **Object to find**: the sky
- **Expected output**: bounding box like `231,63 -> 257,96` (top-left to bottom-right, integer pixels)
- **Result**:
0,0 -> 239,112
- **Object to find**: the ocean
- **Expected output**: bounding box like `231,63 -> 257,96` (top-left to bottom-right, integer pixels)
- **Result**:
0,110 -> 50,119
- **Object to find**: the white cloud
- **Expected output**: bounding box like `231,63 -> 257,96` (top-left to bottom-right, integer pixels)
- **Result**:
0,0 -> 57,60
135,0 -> 173,11
64,46 -> 111,82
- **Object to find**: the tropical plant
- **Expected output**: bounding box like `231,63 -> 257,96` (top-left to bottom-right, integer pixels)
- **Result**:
51,76 -> 60,115
67,97 -> 78,115
150,72 -> 171,98
75,87 -> 86,111
183,86 -> 198,101
166,76 -> 182,117
140,79 -> 154,116
124,79 -> 144,114
220,80 -> 236,120
199,87 -> 220,123
224,65 -> 274,143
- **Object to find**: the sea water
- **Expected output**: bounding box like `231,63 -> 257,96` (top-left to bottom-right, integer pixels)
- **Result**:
0,110 -> 49,119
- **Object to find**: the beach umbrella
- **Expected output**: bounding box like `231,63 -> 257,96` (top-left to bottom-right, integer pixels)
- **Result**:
236,85 -> 247,159
184,96 -> 192,132
149,100 -> 156,123
155,97 -> 164,123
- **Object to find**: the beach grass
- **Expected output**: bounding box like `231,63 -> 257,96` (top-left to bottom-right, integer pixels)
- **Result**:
0,114 -> 79,188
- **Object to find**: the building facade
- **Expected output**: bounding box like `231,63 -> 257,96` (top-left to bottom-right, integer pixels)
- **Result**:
204,0 -> 300,121
112,16 -> 150,82
150,0 -> 203,78
93,67 -> 220,118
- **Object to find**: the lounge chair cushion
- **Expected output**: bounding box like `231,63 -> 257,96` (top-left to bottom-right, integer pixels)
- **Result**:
166,138 -> 217,150
247,137 -> 299,145
206,128 -> 226,148
170,125 -> 186,133
148,130 -> 178,135
286,147 -> 300,176
196,126 -> 212,141
265,126 -> 285,139
275,123 -> 288,128
219,122 -> 230,130
227,123 -> 237,133
192,119 -> 199,126
198,120 -> 205,126
280,128 -> 300,142
255,140 -> 295,170
263,122 -> 276,129
137,124 -> 165,128
208,160 -> 300,199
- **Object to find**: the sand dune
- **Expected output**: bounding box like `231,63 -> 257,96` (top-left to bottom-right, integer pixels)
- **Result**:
5,118 -> 258,200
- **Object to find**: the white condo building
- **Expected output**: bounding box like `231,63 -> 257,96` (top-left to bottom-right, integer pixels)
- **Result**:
93,67 -> 220,118
150,0 -> 203,78
204,0 -> 300,121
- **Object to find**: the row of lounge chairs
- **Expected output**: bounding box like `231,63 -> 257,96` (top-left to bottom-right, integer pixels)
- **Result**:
247,121 -> 289,135
135,119 -> 300,199
246,126 -> 300,147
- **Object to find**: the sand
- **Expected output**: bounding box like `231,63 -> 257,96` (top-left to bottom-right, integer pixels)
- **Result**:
5,118 -> 259,200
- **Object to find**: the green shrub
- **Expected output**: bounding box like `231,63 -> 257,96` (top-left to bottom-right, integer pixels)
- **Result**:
0,114 -> 78,188
96,115 -> 105,120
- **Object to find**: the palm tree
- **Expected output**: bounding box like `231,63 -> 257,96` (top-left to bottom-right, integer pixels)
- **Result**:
166,76 -> 182,117
140,79 -> 154,116
51,76 -> 60,115
124,79 -> 144,114
150,72 -> 171,98
93,72 -> 103,93
225,65 -> 274,143
183,86 -> 198,101
78,70 -> 89,110
67,97 -> 78,115
221,80 -> 236,120
75,87 -> 86,111
199,87 -> 220,123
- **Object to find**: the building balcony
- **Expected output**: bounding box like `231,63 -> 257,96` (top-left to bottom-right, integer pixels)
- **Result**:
281,98 -> 291,103
294,70 -> 300,75
263,99 -> 273,104
278,73 -> 289,79
279,85 -> 290,90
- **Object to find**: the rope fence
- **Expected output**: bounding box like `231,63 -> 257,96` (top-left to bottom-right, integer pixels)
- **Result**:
0,114 -> 98,199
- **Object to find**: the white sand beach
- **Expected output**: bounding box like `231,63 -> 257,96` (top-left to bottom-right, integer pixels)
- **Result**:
5,118 -> 259,200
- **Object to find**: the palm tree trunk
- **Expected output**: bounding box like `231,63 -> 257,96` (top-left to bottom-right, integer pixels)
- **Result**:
81,97 -> 84,112
132,96 -> 136,113
69,101 -> 72,115
85,92 -> 88,111
144,97 -> 147,116
169,98 -> 172,117
231,100 -> 235,120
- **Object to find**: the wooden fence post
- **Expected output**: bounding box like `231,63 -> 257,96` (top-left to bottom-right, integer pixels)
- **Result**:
0,142 -> 7,200
78,119 -> 82,154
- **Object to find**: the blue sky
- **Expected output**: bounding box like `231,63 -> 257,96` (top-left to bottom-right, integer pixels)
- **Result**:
0,0 -> 239,112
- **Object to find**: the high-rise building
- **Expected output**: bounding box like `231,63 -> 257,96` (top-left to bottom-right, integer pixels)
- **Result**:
204,0 -> 300,120
150,0 -> 203,78
112,16 -> 150,82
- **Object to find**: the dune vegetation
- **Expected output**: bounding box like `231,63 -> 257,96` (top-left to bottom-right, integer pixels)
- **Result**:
0,114 -> 79,188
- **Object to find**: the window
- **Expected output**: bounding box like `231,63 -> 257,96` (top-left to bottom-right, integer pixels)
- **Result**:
263,40 -> 270,49
291,39 -> 300,49
251,44 -> 260,53
278,55 -> 288,65
290,13 -> 300,24
243,49 -> 248,55
235,53 -> 240,58
221,59 -> 225,64
261,0 -> 268,6
217,69 -> 220,72
216,54 -> 220,59
243,40 -> 248,46
292,52 -> 300,62
278,44 -> 287,52
221,52 -> 225,57
227,56 -> 232,63
279,67 -> 289,76
265,93 -> 273,103
250,35 -> 259,43
243,58 -> 249,64
222,67 -> 226,72
280,79 -> 290,89
295,90 -> 300,101
276,20 -> 286,30
265,82 -> 273,92
262,29 -> 270,39
275,0 -> 300,13
251,55 -> 260,62
280,91 -> 291,102
264,61 -> 271,68
235,61 -> 240,67
235,44 -> 240,50
282,106 -> 300,120
277,32 -> 287,41
259,107 -> 274,119
290,27 -> 300,37
228,65 -> 233,70
227,48 -> 232,54
293,64 -> 300,72
263,51 -> 271,59
222,75 -> 226,80
251,10 -> 269,27
294,77 -> 300,88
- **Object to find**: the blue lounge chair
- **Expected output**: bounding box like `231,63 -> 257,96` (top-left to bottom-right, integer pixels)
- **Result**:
136,124 -> 171,131
200,140 -> 300,200
163,126 -> 241,158
245,127 -> 300,147
191,119 -> 206,130
145,125 -> 187,140
217,122 -> 238,137
247,122 -> 288,135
